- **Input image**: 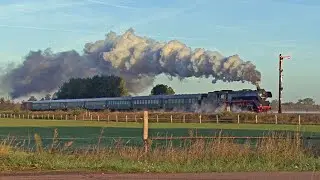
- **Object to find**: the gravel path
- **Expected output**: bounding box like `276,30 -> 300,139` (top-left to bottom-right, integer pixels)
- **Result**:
1,172 -> 319,180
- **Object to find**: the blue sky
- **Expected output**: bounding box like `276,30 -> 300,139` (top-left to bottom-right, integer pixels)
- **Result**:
0,0 -> 319,103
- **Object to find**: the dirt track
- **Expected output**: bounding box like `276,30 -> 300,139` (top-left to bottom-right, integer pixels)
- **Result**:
1,172 -> 320,180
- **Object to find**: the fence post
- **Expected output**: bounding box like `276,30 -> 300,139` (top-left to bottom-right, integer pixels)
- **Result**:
48,114 -> 49,119
255,115 -> 258,124
275,115 -> 278,124
216,115 -> 219,123
28,114 -> 29,119
116,114 -> 118,122
23,114 -> 24,119
98,115 -> 100,122
183,115 -> 185,123
66,114 -> 68,120
199,114 -> 202,124
108,115 -> 110,123
170,115 -> 173,123
53,114 -> 54,120
237,114 -> 240,124
90,115 -> 93,121
134,115 -> 137,123
143,111 -> 149,153
18,114 -> 20,119
298,115 -> 301,125
156,115 -> 159,123
125,115 -> 127,123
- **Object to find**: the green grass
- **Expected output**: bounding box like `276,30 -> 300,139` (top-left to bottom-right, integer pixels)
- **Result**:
0,118 -> 320,132
0,118 -> 319,150
0,118 -> 320,173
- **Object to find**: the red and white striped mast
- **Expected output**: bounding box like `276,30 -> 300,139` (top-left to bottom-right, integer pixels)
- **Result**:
278,54 -> 291,113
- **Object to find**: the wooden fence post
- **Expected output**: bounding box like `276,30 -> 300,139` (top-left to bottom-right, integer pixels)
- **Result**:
143,111 -> 149,153
183,115 -> 185,123
298,115 -> 301,125
53,115 -> 54,120
216,115 -> 219,123
199,114 -> 202,124
98,115 -> 100,122
108,115 -> 110,123
66,114 -> 68,120
156,115 -> 159,123
275,115 -> 278,124
90,115 -> 93,121
255,115 -> 258,124
237,114 -> 240,124
18,114 -> 20,119
170,115 -> 173,123
116,114 -> 118,122
48,114 -> 50,119
125,115 -> 127,123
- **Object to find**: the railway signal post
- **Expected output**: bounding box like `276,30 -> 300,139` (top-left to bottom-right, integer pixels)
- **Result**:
278,54 -> 291,114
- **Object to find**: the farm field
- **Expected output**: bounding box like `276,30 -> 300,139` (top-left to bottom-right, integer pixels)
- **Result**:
0,118 -> 319,149
0,118 -> 319,173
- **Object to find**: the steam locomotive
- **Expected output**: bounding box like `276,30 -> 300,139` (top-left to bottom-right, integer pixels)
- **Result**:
21,87 -> 272,113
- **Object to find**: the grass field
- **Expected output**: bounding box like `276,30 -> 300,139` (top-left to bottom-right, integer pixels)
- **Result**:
0,118 -> 320,172
0,118 -> 319,149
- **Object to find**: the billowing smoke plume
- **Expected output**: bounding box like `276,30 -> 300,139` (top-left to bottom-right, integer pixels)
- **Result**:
1,28 -> 261,99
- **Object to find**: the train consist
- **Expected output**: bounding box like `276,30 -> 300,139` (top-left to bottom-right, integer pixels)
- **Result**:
21,87 -> 273,113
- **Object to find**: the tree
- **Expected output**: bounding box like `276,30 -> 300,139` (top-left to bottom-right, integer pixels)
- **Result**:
56,75 -> 129,99
28,96 -> 37,101
151,84 -> 175,95
296,98 -> 315,105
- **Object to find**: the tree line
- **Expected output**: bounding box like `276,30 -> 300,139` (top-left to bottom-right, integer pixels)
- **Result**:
270,98 -> 320,111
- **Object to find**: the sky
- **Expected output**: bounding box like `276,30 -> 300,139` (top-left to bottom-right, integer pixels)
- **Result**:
0,0 -> 319,103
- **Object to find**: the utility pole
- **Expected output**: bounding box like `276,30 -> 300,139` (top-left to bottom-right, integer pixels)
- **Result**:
278,54 -> 291,114
278,54 -> 283,113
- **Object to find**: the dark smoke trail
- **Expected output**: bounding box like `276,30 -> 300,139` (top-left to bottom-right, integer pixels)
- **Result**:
0,28 -> 261,99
